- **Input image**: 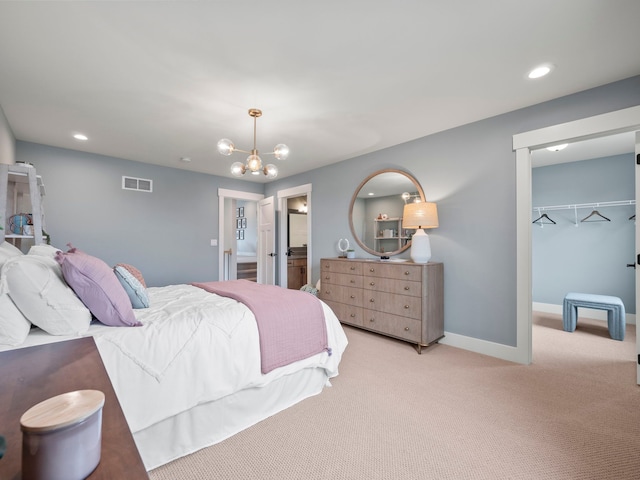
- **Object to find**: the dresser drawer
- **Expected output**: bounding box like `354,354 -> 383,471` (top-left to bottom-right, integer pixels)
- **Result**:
363,277 -> 421,297
362,263 -> 422,282
320,284 -> 363,307
321,259 -> 363,275
364,291 -> 421,319
363,309 -> 422,343
323,300 -> 364,327
321,272 -> 363,288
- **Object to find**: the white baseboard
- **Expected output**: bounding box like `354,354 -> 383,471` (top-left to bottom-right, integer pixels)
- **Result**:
533,302 -> 636,325
439,302 -> 636,365
438,332 -> 525,364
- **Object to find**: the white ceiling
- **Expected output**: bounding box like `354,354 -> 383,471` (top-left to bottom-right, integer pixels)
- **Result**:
0,1 -> 639,181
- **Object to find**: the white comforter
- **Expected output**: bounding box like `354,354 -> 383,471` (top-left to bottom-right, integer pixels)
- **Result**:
94,284 -> 348,433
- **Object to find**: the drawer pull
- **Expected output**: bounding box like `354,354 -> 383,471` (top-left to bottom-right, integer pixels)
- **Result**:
404,327 -> 410,331
404,286 -> 410,291
325,290 -> 331,294
350,266 -> 356,270
404,271 -> 410,275
369,282 -> 375,286
369,298 -> 375,303
369,268 -> 375,272
369,318 -> 375,323
350,313 -> 356,318
350,279 -> 355,283
404,305 -> 410,309
350,295 -> 355,299
324,276 -> 330,280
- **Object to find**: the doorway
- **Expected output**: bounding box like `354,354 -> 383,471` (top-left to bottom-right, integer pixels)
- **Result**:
277,184 -> 312,290
530,137 -> 636,356
513,105 -> 640,366
218,189 -> 264,282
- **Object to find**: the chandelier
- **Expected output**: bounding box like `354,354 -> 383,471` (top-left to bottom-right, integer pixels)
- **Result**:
217,108 -> 289,178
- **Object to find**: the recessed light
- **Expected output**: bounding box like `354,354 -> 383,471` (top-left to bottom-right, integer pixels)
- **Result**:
546,144 -> 568,152
528,64 -> 553,79
73,133 -> 88,141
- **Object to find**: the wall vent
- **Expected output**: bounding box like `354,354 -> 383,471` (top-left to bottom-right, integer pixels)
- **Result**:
122,176 -> 153,193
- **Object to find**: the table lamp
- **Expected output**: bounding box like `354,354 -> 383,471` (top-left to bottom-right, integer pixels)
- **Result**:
402,202 -> 439,263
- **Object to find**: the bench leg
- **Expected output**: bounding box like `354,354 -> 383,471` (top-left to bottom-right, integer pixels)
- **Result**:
562,301 -> 578,332
607,309 -> 625,341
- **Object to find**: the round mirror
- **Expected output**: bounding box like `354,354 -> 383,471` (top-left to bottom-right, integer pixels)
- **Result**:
348,169 -> 425,257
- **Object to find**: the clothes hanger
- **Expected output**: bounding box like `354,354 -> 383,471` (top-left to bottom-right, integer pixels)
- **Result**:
580,209 -> 610,222
532,213 -> 556,225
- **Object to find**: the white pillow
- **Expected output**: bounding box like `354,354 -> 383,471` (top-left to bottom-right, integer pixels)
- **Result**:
28,244 -> 61,259
0,241 -> 23,268
0,290 -> 31,346
4,255 -> 92,336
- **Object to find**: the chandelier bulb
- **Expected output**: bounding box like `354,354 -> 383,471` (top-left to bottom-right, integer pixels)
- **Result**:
264,164 -> 278,179
247,153 -> 262,172
230,161 -> 246,177
274,144 -> 289,160
217,138 -> 235,156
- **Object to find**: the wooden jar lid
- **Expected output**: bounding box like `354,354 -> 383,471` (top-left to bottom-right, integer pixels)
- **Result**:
20,390 -> 105,433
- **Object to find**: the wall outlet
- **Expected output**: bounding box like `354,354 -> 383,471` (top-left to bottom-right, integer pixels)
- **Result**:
210,239 -> 218,247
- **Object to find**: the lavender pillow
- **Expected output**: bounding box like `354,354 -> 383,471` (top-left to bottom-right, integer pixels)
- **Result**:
56,250 -> 141,327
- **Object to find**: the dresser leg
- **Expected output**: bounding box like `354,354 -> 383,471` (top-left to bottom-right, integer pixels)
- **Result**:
414,344 -> 422,354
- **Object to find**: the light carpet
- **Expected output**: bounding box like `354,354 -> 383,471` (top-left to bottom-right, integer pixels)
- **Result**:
150,312 -> 639,480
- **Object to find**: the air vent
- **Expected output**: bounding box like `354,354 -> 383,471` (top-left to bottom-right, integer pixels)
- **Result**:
122,176 -> 153,193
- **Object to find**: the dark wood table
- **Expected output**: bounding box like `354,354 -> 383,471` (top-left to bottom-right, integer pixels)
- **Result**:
0,337 -> 149,479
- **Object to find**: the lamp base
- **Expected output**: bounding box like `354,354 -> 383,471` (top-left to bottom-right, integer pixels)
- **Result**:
410,228 -> 432,264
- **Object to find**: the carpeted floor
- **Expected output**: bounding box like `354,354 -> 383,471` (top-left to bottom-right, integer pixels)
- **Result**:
150,312 -> 639,480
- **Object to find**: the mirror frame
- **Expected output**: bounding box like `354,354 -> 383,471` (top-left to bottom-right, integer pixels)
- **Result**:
348,168 -> 425,257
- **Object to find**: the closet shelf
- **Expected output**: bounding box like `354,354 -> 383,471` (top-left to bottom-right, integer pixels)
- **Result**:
532,199 -> 635,212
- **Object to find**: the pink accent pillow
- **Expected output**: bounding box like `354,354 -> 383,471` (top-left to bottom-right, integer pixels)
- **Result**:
115,263 -> 147,288
56,250 -> 141,327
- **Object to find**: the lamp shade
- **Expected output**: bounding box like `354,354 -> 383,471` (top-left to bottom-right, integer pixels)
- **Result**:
402,202 -> 439,229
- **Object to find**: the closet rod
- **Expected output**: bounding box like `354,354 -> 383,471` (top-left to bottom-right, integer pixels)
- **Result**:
532,200 -> 635,212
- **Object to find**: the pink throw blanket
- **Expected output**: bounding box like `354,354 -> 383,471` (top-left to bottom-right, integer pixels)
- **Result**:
191,280 -> 330,374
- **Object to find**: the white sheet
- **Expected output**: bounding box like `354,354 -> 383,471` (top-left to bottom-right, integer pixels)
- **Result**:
1,284 -> 348,466
97,284 -> 347,433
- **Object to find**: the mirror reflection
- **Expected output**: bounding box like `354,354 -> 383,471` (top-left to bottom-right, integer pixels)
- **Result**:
349,169 -> 425,256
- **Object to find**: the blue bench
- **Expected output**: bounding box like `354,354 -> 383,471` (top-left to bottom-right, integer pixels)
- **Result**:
562,292 -> 625,341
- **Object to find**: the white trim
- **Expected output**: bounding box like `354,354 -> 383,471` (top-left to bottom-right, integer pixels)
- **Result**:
513,105 -> 640,365
218,188 -> 264,202
513,105 -> 640,151
515,147 -> 532,364
438,332 -> 522,363
533,302 -> 636,325
276,183 -> 312,200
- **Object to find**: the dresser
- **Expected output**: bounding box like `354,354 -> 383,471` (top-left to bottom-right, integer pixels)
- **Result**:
319,258 -> 444,353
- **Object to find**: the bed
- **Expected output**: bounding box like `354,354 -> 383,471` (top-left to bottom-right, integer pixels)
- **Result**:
0,242 -> 348,470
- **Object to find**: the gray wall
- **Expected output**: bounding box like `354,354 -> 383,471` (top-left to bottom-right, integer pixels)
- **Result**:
10,75 -> 640,348
266,75 -> 640,347
532,154 -> 635,313
15,142 -> 263,287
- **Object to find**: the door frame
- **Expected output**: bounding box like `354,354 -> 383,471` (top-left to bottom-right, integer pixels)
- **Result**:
277,183 -> 312,288
513,105 -> 640,365
218,188 -> 264,281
